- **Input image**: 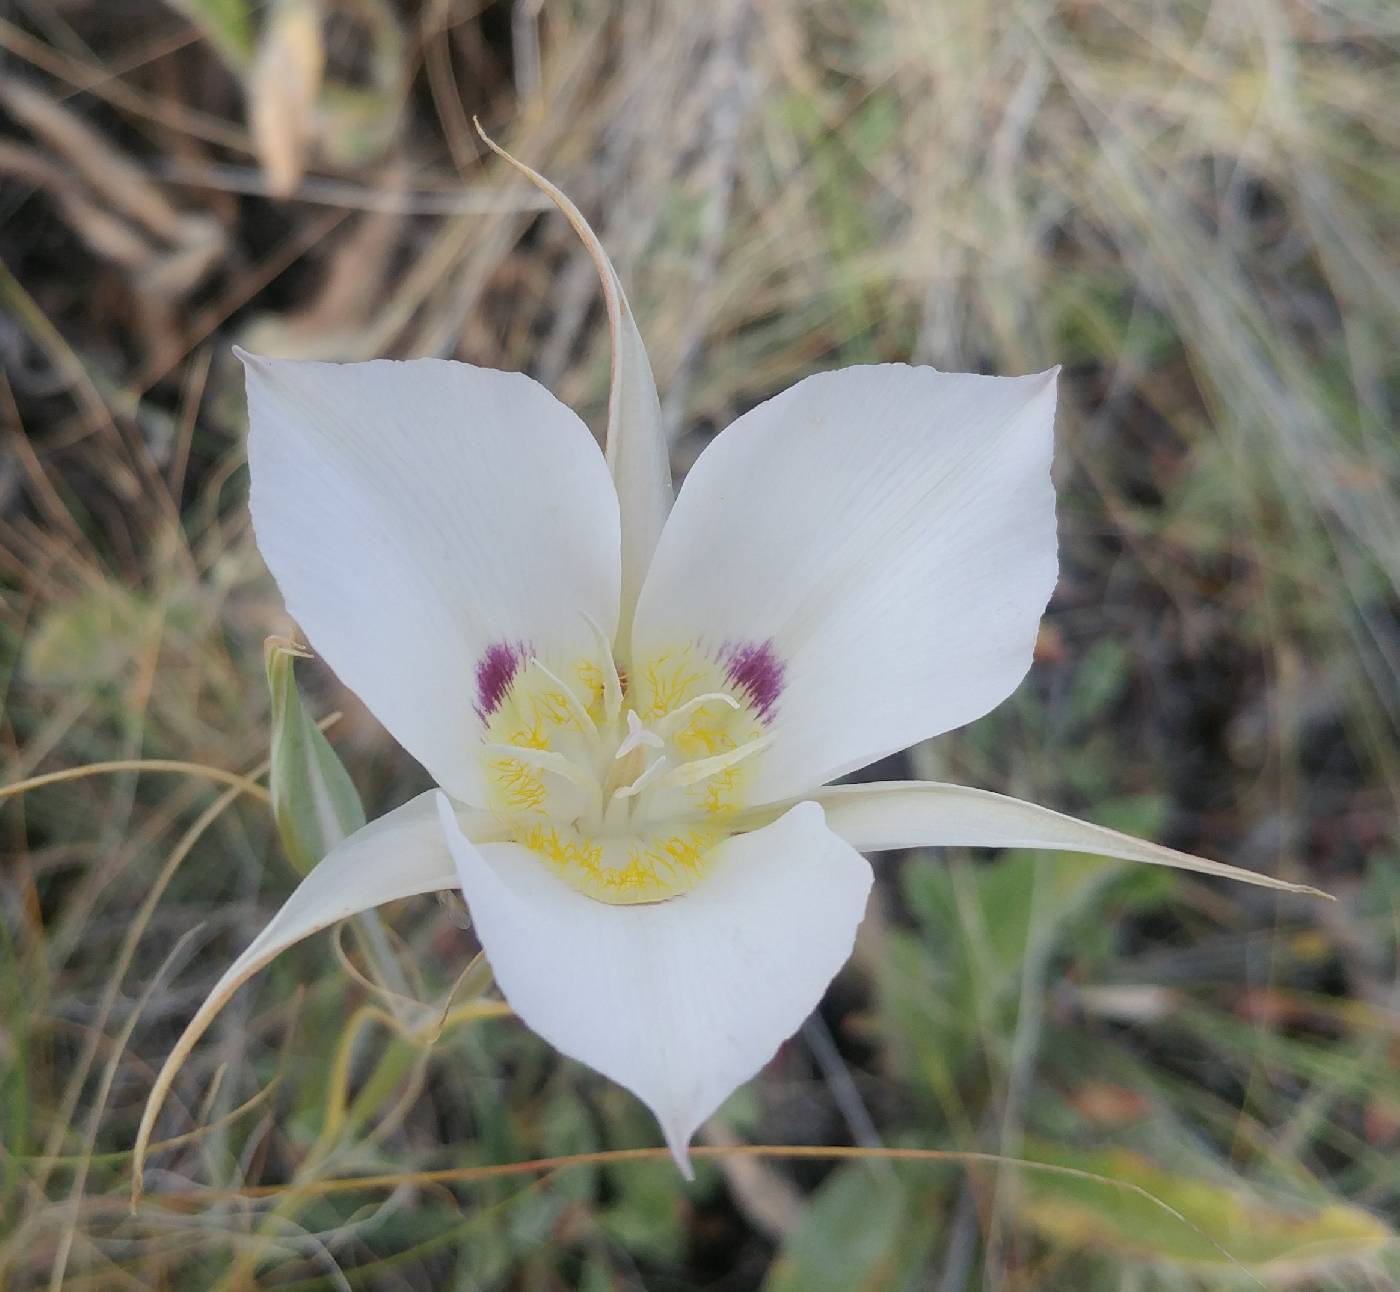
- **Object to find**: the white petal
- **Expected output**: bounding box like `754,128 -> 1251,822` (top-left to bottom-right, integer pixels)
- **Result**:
632,365 -> 1058,804
477,130 -> 672,658
133,792 -> 467,1195
437,796 -> 872,1173
815,781 -> 1330,897
244,351 -> 621,802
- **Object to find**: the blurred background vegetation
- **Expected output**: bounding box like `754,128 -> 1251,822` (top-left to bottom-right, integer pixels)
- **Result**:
2,0 -> 1397,1286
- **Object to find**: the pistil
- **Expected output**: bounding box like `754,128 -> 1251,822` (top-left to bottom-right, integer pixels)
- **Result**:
478,638 -> 778,900
616,709 -> 664,759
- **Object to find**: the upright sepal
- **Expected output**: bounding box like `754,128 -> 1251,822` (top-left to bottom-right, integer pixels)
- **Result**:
265,636 -> 365,874
475,122 -> 672,661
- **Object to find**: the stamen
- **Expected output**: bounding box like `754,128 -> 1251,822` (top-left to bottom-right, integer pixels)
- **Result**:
609,754 -> 670,800
526,657 -> 597,736
659,734 -> 774,788
615,709 -> 664,760
653,691 -> 740,740
580,612 -> 622,725
478,636 -> 783,904
483,743 -> 594,790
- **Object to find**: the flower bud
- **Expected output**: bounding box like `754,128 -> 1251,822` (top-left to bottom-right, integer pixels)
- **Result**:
265,636 -> 365,875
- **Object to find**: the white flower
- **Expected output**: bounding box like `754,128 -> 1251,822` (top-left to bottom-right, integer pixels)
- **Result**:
136,141 -> 1321,1182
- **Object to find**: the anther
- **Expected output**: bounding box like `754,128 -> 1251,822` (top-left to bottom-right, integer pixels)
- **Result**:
580,612 -> 623,725
526,657 -> 597,736
483,743 -> 594,790
660,734 -> 773,788
654,692 -> 740,740
610,754 -> 670,801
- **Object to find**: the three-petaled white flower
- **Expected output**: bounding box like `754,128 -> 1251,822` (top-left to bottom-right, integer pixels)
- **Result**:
137,140 -> 1318,1180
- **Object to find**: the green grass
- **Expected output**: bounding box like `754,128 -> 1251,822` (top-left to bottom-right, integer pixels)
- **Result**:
1,0 -> 1397,1286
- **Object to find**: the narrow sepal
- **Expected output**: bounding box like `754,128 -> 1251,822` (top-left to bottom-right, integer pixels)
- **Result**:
814,781 -> 1330,897
475,121 -> 671,660
132,792 -> 466,1202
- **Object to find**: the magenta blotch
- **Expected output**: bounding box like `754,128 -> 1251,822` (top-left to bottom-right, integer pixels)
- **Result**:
721,640 -> 784,722
476,641 -> 526,718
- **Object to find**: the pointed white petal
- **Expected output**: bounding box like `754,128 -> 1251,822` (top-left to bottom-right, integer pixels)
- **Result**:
814,781 -> 1330,897
133,792 -> 468,1194
437,795 -> 872,1172
477,128 -> 672,657
243,351 -> 620,803
632,365 -> 1059,804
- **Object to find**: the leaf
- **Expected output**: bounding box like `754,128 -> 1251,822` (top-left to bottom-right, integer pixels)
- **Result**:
599,1154 -> 687,1264
1066,637 -> 1132,729
903,798 -> 1160,1003
1018,1141 -> 1391,1282
764,1165 -> 911,1292
25,585 -> 151,687
162,0 -> 255,71
884,798 -> 1175,1083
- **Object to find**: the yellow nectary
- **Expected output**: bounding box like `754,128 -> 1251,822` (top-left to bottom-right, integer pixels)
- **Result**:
477,641 -> 775,903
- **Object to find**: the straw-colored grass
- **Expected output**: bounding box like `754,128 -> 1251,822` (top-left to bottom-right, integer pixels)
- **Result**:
2,0 -> 1396,1286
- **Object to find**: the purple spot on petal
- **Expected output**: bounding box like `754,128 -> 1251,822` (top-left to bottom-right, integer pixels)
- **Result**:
721,640 -> 784,722
476,641 -> 525,718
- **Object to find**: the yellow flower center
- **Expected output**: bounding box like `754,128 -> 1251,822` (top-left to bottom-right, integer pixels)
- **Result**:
477,636 -> 778,903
